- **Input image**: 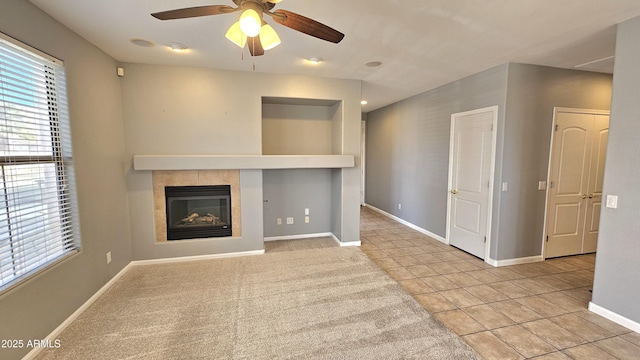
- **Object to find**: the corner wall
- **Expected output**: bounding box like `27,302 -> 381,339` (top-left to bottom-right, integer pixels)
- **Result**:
121,64 -> 362,259
497,64 -> 612,260
592,16 -> 640,325
365,63 -> 612,262
0,1 -> 131,359
365,64 -> 508,240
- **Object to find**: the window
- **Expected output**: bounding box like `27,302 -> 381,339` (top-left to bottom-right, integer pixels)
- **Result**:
0,33 -> 79,292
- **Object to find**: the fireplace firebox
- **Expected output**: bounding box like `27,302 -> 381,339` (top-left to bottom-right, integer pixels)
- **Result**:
165,185 -> 232,240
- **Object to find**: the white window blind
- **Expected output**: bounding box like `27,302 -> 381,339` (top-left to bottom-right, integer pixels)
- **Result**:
0,33 -> 80,293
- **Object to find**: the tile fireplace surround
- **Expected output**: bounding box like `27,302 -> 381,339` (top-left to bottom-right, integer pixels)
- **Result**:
152,170 -> 242,242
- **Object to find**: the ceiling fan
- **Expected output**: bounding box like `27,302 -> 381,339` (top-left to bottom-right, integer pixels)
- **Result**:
151,0 -> 345,57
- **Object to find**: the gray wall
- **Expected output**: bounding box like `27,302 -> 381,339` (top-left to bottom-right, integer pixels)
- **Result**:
366,64 -> 508,240
121,64 -> 362,258
262,103 -> 336,155
365,63 -> 612,261
497,64 -> 612,260
0,1 -> 131,359
263,169 -> 332,237
592,16 -> 640,324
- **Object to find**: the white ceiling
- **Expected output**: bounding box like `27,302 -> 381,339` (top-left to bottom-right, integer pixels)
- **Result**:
28,0 -> 640,112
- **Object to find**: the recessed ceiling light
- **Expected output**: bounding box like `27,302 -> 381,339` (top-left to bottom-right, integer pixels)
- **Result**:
168,42 -> 189,53
307,57 -> 323,64
130,38 -> 155,47
365,61 -> 382,67
361,100 -> 368,105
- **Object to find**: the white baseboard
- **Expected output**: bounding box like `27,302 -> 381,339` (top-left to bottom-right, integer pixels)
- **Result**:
589,302 -> 640,333
132,250 -> 265,265
21,262 -> 133,360
264,233 -> 334,242
338,240 -> 362,247
364,204 -> 446,243
264,232 -> 361,247
485,255 -> 544,267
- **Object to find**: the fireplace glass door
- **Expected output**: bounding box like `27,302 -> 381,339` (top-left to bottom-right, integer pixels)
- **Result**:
165,185 -> 232,240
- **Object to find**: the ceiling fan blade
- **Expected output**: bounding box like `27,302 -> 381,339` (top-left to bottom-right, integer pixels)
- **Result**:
271,9 -> 344,43
151,5 -> 235,20
248,36 -> 265,56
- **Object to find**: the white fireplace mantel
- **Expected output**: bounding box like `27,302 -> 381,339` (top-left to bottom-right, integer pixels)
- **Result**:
133,155 -> 355,171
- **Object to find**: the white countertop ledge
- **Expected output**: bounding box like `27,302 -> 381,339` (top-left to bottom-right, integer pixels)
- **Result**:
133,155 -> 355,171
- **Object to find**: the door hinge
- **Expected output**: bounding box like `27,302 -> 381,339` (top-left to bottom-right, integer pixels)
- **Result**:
491,123 -> 494,131
555,124 -> 559,131
484,236 -> 487,243
546,235 -> 549,242
549,181 -> 553,189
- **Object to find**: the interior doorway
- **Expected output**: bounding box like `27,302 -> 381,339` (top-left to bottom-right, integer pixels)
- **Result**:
544,108 -> 610,258
447,106 -> 498,260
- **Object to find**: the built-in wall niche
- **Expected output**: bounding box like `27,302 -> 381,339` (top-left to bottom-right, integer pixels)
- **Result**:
262,97 -> 342,155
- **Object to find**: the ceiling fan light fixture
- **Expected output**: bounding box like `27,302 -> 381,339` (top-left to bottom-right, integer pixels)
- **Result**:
239,8 -> 262,37
225,22 -> 247,48
260,23 -> 281,50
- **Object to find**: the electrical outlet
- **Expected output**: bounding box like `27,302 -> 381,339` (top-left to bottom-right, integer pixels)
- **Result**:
286,217 -> 294,225
305,216 -> 310,224
502,182 -> 508,192
398,203 -> 402,210
106,251 -> 112,264
277,218 -> 282,225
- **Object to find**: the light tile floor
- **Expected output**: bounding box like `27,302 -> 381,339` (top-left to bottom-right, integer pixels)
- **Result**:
358,206 -> 640,360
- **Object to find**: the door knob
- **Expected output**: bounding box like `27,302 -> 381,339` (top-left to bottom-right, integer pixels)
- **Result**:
588,194 -> 594,199
451,189 -> 458,195
581,194 -> 587,199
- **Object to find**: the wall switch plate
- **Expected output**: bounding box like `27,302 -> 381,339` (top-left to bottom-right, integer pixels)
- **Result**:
502,182 -> 508,192
277,218 -> 282,225
398,203 -> 402,210
106,251 -> 112,264
305,208 -> 309,215
538,181 -> 547,190
286,217 -> 294,225
606,195 -> 618,209
304,216 -> 310,224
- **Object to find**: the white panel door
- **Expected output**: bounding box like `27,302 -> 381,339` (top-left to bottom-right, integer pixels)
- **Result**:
448,108 -> 495,259
545,109 -> 609,258
583,114 -> 609,253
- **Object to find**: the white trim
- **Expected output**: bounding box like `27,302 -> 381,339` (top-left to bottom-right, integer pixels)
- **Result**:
485,255 -> 543,268
589,302 -> 640,333
446,106 -> 499,261
338,240 -> 361,247
21,262 -> 134,360
361,120 -> 366,206
264,233 -> 334,242
131,250 -> 264,265
364,204 -> 446,243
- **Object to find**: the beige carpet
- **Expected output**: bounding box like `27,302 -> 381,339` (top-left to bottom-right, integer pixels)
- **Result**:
36,246 -> 480,359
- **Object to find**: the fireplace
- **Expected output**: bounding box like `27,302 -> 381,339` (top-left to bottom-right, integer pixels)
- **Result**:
164,185 -> 232,240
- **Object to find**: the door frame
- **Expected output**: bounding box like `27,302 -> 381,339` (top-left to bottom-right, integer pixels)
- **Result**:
446,105 -> 499,261
360,120 -> 366,206
541,107 -> 611,259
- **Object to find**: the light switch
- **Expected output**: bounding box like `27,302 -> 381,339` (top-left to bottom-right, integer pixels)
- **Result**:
538,181 -> 547,190
502,182 -> 508,192
606,195 -> 618,209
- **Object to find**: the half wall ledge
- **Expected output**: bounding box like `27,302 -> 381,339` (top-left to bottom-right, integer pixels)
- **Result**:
133,155 -> 355,171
